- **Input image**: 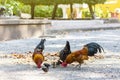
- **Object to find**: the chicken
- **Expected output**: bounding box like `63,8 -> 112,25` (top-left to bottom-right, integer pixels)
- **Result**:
32,39 -> 46,68
56,41 -> 71,65
61,42 -> 104,68
35,39 -> 46,52
61,47 -> 88,68
42,63 -> 51,72
84,42 -> 104,56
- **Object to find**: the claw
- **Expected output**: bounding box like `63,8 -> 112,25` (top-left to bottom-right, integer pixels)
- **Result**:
75,64 -> 81,70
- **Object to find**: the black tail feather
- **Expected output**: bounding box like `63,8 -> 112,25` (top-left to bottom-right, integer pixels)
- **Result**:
63,41 -> 71,52
35,39 -> 46,51
58,41 -> 71,64
84,42 -> 104,56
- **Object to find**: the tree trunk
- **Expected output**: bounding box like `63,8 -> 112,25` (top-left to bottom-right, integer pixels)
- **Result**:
31,4 -> 35,19
88,4 -> 95,19
70,3 -> 73,19
52,4 -> 58,19
1,0 -> 7,5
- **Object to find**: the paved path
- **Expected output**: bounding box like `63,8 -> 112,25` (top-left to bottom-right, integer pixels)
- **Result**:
49,20 -> 120,31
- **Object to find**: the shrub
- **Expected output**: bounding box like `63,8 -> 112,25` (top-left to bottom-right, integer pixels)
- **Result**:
20,5 -> 62,18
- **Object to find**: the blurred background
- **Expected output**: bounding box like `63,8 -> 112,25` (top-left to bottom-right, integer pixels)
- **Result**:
0,0 -> 120,19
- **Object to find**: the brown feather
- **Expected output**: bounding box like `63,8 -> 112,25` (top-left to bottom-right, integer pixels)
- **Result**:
62,47 -> 89,67
32,52 -> 44,68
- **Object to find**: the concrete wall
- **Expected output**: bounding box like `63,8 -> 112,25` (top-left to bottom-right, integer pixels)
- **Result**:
0,19 -> 51,41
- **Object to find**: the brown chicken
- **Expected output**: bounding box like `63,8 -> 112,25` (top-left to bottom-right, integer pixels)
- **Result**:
61,42 -> 104,68
32,39 -> 46,68
61,47 -> 88,68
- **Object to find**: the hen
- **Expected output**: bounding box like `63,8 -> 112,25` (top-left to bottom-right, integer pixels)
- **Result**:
56,41 -> 71,65
61,42 -> 104,68
32,39 -> 46,68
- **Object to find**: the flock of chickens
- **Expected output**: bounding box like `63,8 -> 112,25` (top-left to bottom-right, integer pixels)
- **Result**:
32,39 -> 104,72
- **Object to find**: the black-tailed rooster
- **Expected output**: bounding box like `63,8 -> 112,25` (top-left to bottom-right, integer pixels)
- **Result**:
61,42 -> 104,69
56,41 -> 71,65
32,39 -> 46,68
84,42 -> 104,56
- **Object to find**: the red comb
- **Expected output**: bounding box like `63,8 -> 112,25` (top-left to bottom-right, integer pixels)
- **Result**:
37,62 -> 41,68
61,62 -> 67,67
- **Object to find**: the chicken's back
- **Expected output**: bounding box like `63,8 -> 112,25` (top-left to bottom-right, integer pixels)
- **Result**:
65,49 -> 88,63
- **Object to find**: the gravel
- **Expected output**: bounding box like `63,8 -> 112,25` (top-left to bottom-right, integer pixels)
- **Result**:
0,28 -> 120,80
0,29 -> 120,54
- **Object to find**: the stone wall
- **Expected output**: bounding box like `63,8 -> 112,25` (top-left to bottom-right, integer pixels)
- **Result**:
0,19 -> 51,41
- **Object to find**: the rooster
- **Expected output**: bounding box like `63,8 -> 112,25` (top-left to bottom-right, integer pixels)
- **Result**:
32,39 -> 46,68
61,42 -> 104,68
56,41 -> 71,65
84,42 -> 104,56
61,47 -> 88,68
